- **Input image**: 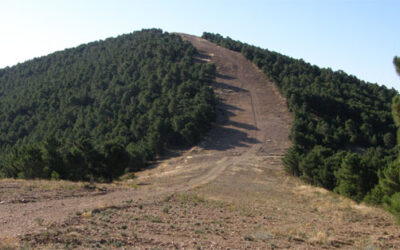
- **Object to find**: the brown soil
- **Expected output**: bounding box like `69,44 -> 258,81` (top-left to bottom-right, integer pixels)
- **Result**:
1,34 -> 400,249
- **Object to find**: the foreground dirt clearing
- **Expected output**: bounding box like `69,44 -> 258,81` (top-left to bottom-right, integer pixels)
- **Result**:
18,191 -> 400,249
1,35 -> 400,249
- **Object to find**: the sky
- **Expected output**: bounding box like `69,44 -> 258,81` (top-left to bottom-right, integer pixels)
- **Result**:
0,0 -> 399,90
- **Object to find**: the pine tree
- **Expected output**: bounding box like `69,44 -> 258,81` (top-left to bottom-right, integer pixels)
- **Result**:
394,56 -> 400,76
334,153 -> 364,201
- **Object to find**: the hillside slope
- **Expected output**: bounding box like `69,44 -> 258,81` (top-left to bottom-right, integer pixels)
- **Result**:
202,32 -> 399,207
1,34 -> 400,249
0,29 -> 216,181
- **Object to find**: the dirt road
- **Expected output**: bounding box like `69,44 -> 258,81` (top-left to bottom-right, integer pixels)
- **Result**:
0,33 -> 290,239
1,35 -> 400,249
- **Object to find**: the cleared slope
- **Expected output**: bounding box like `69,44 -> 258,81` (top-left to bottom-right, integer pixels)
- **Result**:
201,32 -> 398,205
1,35 -> 400,249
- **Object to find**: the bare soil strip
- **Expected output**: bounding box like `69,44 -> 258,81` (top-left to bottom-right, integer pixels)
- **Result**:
1,35 -> 400,249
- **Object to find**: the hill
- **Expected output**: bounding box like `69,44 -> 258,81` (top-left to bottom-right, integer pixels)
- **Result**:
2,33 -> 400,249
0,29 -> 217,181
202,32 -> 400,217
1,33 -> 400,249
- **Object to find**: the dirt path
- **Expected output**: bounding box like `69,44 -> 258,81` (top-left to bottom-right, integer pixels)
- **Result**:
2,35 -> 400,249
0,33 -> 290,239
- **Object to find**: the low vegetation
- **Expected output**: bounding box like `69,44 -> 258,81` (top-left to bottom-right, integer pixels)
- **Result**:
0,29 -> 217,181
202,32 -> 400,219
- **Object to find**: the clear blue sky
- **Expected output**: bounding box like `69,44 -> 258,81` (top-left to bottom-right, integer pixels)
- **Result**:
0,0 -> 399,90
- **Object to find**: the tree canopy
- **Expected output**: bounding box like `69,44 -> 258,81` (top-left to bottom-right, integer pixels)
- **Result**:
202,32 -> 398,205
394,56 -> 400,76
368,57 -> 400,220
0,29 -> 217,181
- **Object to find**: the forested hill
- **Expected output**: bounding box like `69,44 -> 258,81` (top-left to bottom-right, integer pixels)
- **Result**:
0,29 -> 217,181
202,32 -> 399,205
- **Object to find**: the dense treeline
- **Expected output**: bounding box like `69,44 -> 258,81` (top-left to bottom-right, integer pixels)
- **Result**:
375,58 -> 400,219
0,29 -> 217,181
202,32 -> 400,217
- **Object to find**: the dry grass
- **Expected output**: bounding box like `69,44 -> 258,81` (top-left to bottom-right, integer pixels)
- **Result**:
0,178 -> 139,205
0,237 -> 20,249
19,192 -> 291,249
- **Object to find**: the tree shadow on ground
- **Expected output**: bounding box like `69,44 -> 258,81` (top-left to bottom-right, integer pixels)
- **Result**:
213,80 -> 247,93
216,73 -> 236,80
199,99 -> 260,151
200,125 -> 259,151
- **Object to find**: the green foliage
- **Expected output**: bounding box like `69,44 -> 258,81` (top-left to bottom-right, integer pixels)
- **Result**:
386,192 -> 400,222
364,185 -> 385,205
334,153 -> 364,201
202,32 -> 397,203
282,146 -> 301,176
0,29 -> 216,181
370,56 -> 400,219
392,96 -> 400,127
359,56 -> 400,220
299,146 -> 333,185
378,160 -> 400,199
394,56 -> 400,76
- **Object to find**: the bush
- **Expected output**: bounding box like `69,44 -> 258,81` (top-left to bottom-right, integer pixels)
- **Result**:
387,192 -> 400,222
